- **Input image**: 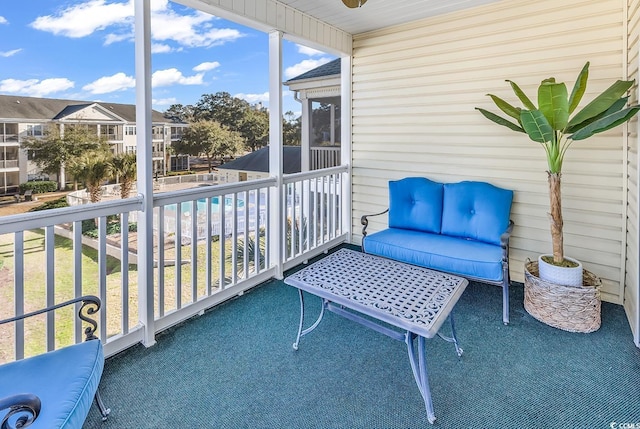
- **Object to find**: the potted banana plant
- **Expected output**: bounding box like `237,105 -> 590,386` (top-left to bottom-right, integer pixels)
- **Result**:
476,62 -> 640,286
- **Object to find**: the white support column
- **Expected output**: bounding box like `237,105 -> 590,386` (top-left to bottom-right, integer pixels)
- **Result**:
340,56 -> 352,243
301,97 -> 311,172
134,0 -> 156,347
330,104 -> 336,146
268,31 -> 284,279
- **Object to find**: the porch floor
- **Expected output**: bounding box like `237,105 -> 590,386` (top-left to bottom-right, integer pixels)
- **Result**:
84,246 -> 640,429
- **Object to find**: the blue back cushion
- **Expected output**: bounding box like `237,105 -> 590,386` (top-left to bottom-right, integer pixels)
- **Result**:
441,181 -> 513,245
388,177 -> 444,233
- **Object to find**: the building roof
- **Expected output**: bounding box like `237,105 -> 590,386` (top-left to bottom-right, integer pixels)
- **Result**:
0,94 -> 174,123
217,146 -> 301,174
285,58 -> 341,83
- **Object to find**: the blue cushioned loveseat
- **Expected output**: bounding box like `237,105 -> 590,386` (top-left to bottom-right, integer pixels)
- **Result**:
361,177 -> 514,324
0,296 -> 110,428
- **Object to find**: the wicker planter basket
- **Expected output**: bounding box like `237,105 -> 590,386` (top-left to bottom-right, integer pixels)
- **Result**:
524,260 -> 602,333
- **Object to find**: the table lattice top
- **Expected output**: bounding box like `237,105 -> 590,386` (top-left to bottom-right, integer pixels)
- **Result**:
285,249 -> 468,337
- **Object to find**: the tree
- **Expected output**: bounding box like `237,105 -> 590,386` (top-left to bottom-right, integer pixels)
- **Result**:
193,92 -> 250,130
239,108 -> 269,152
172,120 -> 241,172
22,124 -> 107,190
164,103 -> 195,122
68,149 -> 113,203
283,111 -> 301,146
112,152 -> 137,199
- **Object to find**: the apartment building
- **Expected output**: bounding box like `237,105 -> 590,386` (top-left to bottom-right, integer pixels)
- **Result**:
0,94 -> 188,194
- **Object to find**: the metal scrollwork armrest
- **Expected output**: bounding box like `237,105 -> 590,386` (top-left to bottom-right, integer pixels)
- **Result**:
360,209 -> 389,237
0,295 -> 101,342
0,393 -> 41,429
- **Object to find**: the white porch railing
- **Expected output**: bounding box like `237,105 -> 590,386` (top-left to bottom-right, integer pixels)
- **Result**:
0,167 -> 348,364
310,146 -> 341,170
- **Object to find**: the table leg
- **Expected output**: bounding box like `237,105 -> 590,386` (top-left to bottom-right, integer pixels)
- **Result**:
437,312 -> 464,357
405,333 -> 436,424
292,290 -> 326,350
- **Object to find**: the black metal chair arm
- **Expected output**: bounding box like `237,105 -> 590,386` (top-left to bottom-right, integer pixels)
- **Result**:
0,296 -> 101,342
0,393 -> 41,429
360,209 -> 389,237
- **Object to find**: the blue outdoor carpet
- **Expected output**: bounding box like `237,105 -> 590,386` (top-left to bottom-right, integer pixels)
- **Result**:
84,248 -> 640,429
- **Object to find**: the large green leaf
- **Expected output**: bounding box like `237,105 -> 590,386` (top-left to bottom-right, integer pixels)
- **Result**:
569,106 -> 640,140
566,96 -> 628,133
475,108 -> 525,132
487,94 -> 521,121
568,79 -> 634,127
538,82 -> 568,130
506,80 -> 536,110
568,62 -> 589,114
520,109 -> 554,143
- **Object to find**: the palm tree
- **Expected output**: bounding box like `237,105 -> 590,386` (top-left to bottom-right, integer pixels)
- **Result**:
111,153 -> 137,199
68,150 -> 113,203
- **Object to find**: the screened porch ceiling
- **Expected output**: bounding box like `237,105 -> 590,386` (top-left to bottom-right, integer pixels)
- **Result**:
273,0 -> 501,34
179,0 -> 502,36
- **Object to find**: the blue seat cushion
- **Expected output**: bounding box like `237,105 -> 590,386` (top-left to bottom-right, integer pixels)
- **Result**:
363,228 -> 504,282
388,177 -> 444,234
0,339 -> 104,429
441,181 -> 513,246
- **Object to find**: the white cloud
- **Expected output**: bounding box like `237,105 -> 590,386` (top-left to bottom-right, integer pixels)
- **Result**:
234,92 -> 269,104
83,72 -> 135,94
152,68 -> 203,87
297,44 -> 325,56
30,0 -> 132,38
30,0 -> 243,49
0,78 -> 75,97
0,49 -> 22,58
104,33 -> 132,46
285,58 -> 332,80
153,97 -> 177,106
151,43 -> 173,54
193,61 -> 220,72
0,16 -> 7,25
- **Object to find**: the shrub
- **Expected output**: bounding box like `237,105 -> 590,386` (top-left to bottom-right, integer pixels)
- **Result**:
83,220 -> 137,238
29,197 -> 69,212
19,181 -> 58,194
165,171 -> 194,176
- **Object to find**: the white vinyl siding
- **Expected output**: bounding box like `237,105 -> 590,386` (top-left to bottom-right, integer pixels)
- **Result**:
626,0 -> 640,343
351,0 -> 628,303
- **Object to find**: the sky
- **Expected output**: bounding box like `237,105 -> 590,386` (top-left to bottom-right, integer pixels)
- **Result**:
0,0 -> 336,116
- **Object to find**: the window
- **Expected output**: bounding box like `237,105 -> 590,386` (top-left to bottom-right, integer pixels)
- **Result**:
125,126 -> 136,136
26,124 -> 43,137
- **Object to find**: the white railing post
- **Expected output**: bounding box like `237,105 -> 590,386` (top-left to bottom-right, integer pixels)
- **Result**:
269,31 -> 284,279
301,98 -> 311,172
341,56 -> 352,243
134,0 -> 156,347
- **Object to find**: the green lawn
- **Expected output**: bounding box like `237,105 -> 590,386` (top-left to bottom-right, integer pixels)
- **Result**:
0,229 -> 257,364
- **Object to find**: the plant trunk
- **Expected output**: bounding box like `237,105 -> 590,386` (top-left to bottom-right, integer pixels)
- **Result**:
548,172 -> 564,264
120,179 -> 133,199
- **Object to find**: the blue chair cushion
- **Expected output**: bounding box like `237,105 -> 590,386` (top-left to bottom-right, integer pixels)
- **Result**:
363,228 -> 504,282
0,340 -> 104,429
388,177 -> 444,234
441,181 -> 513,246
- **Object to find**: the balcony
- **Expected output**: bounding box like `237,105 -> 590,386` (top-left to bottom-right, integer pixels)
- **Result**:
0,164 -> 637,428
0,160 -> 18,169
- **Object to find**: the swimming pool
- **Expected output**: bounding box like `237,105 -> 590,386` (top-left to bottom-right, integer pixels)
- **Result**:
166,196 -> 245,214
